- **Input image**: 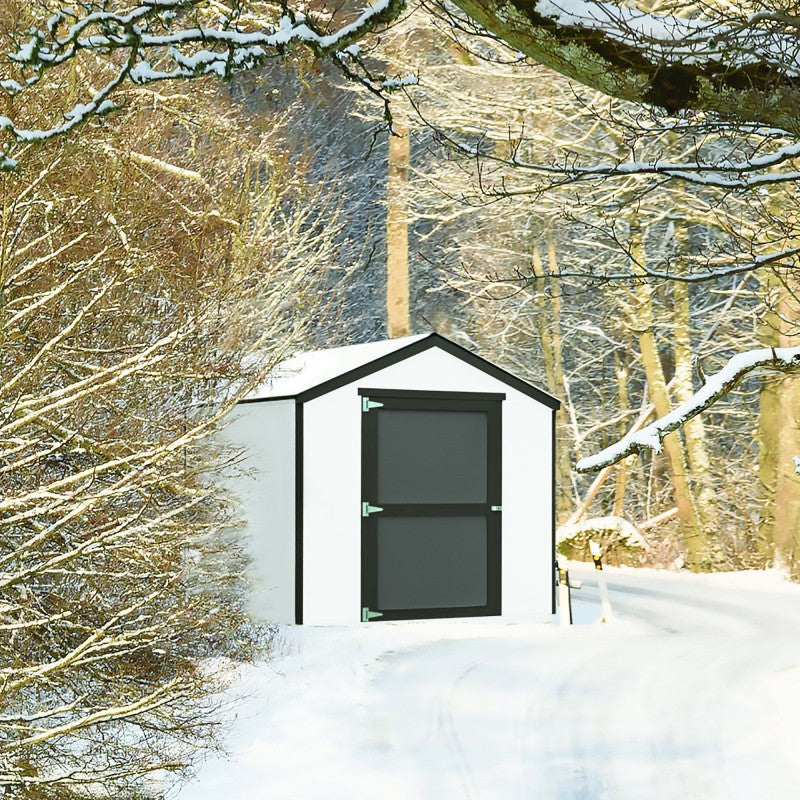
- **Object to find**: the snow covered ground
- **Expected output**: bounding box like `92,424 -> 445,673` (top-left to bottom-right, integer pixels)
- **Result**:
175,565 -> 800,800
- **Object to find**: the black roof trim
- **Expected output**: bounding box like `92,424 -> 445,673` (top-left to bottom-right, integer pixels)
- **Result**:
238,394 -> 297,404
358,388 -> 506,401
240,333 -> 561,409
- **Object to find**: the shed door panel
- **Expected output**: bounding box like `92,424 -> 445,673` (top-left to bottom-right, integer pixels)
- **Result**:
376,516 -> 488,609
361,392 -> 502,621
377,410 -> 487,503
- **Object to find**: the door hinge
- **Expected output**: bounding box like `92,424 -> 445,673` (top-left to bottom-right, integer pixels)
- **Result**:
362,502 -> 384,517
362,396 -> 384,412
490,505 -> 503,512
362,607 -> 383,622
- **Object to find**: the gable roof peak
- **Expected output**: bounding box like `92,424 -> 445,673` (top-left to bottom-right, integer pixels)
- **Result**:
241,331 -> 559,409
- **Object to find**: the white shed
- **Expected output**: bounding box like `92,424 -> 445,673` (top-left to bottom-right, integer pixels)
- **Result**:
225,333 -> 560,625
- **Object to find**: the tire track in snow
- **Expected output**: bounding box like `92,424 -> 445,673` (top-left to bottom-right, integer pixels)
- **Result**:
573,568 -> 800,634
433,659 -> 486,799
368,569 -> 800,799
177,568 -> 800,800
531,568 -> 800,799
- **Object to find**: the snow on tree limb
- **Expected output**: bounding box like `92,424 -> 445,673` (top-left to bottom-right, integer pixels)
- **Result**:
448,0 -> 800,135
0,0 -> 407,166
8,1 -> 800,168
557,514 -> 647,550
522,247 -> 800,284
577,346 -> 800,472
444,134 -> 800,191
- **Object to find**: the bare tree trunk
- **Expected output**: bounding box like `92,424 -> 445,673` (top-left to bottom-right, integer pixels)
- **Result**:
638,325 -> 706,564
672,280 -> 720,548
568,400 -> 655,526
387,124 -> 410,338
630,231 -> 707,566
757,271 -> 780,558
612,353 -> 629,517
532,233 -> 573,520
758,384 -> 780,558
772,280 -> 800,572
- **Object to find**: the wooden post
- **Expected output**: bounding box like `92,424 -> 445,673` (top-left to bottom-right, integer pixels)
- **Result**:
387,124 -> 410,338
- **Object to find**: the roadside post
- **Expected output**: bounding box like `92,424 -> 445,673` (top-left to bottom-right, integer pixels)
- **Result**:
556,557 -> 581,625
558,563 -> 572,625
589,539 -> 614,623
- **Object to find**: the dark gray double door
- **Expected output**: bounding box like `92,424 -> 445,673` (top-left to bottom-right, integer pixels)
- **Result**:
360,390 -> 502,621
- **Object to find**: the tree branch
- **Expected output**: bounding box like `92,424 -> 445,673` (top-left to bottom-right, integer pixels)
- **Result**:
447,0 -> 800,135
577,345 -> 800,471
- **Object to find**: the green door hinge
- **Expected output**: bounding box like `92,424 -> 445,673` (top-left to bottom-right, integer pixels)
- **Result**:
491,505 -> 503,512
362,607 -> 383,622
362,396 -> 384,412
362,502 -> 384,517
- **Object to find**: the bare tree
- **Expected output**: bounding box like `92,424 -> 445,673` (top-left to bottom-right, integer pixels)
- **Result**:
4,1 -> 800,573
0,74 -> 338,797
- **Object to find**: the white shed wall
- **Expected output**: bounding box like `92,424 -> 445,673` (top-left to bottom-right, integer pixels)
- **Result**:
302,347 -> 553,625
223,401 -> 295,624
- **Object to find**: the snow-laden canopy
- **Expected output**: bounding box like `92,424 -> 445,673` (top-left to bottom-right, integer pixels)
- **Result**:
5,0 -> 800,170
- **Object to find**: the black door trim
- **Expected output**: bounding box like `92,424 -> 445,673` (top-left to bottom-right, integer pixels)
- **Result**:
359,388 -> 506,402
295,401 -> 304,625
361,393 -> 502,621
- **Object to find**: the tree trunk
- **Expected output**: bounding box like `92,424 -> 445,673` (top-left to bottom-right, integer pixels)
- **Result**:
612,353 -> 629,517
630,231 -> 707,566
757,272 -> 780,559
772,281 -> 800,572
671,280 -> 720,549
532,233 -> 573,520
386,124 -> 410,338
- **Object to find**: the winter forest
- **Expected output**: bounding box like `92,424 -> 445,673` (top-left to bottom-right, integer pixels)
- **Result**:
4,0 -> 800,797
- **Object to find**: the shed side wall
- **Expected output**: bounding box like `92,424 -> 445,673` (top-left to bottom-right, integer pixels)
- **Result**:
223,401 -> 295,624
302,347 -> 552,625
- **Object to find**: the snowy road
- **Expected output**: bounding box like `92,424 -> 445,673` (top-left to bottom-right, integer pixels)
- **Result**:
176,566 -> 800,800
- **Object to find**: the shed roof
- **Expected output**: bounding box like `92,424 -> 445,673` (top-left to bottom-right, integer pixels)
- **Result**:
242,332 -> 560,409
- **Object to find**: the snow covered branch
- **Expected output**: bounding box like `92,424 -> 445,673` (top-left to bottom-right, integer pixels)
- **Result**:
577,346 -> 800,472
446,134 -> 800,192
0,82 -> 344,795
8,0 -> 800,168
0,0 -> 406,167
513,246 -> 800,284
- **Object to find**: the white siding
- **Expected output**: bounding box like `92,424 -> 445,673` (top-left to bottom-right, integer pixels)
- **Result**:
302,347 -> 552,625
223,401 -> 295,624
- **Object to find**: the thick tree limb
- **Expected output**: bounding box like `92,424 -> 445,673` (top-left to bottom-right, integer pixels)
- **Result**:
447,0 -> 800,135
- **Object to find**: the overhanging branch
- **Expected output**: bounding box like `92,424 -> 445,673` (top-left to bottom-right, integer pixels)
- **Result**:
446,0 -> 800,136
577,345 -> 800,472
